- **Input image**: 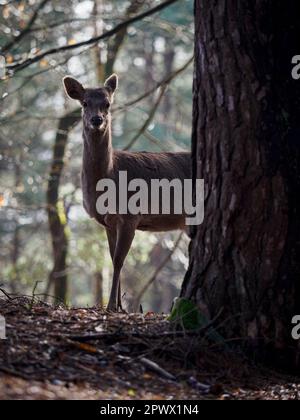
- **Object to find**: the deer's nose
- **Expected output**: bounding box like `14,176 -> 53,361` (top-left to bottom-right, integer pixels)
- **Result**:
91,116 -> 103,127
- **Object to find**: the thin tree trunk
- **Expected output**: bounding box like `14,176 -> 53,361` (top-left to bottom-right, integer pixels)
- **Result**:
10,224 -> 20,294
182,0 -> 300,367
144,36 -> 155,107
94,271 -> 103,306
10,157 -> 22,293
47,109 -> 80,303
105,0 -> 144,78
162,44 -> 174,118
92,0 -> 105,83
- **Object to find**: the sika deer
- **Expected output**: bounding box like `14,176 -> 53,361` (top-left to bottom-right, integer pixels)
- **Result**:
63,74 -> 191,311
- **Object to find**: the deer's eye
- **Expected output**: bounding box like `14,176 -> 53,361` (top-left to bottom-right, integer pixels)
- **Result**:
82,101 -> 88,108
104,101 -> 110,110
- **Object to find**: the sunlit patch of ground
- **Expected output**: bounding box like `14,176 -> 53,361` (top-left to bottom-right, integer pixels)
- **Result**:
0,296 -> 299,400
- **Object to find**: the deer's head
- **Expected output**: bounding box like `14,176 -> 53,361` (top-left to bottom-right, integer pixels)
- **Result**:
63,74 -> 118,132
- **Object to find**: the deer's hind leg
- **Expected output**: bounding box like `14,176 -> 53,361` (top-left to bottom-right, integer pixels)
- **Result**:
107,220 -> 136,312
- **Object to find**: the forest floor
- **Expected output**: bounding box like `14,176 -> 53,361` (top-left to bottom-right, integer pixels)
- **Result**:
0,294 -> 299,400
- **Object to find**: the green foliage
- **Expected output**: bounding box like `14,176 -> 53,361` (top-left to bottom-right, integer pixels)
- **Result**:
168,298 -> 225,345
168,297 -> 205,331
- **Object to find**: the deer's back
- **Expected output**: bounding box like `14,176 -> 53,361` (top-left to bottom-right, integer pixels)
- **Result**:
113,150 -> 190,182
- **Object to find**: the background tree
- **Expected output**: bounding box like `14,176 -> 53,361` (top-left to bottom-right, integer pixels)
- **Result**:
182,0 -> 300,366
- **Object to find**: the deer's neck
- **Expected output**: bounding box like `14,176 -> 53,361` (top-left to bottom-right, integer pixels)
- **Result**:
82,118 -> 114,218
82,119 -> 113,179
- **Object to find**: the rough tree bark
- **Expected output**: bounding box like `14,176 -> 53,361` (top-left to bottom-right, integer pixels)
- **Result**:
181,0 -> 300,366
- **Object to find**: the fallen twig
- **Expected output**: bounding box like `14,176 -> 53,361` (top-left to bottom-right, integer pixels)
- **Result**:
187,377 -> 210,393
139,357 -> 176,381
29,281 -> 43,311
0,288 -> 13,301
0,366 -> 32,381
57,320 -> 222,342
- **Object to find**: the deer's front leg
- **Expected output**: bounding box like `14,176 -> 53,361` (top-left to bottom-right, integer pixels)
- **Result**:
107,221 -> 136,312
106,227 -> 122,310
106,227 -> 116,260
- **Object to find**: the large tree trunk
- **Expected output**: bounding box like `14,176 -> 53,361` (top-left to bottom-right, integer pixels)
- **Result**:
181,0 -> 300,366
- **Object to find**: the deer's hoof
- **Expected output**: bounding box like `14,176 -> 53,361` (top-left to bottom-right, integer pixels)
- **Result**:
106,306 -> 117,312
118,307 -> 127,314
106,304 -> 126,313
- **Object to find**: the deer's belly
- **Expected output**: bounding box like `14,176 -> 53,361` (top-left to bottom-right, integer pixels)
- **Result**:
137,214 -> 186,232
92,213 -> 185,232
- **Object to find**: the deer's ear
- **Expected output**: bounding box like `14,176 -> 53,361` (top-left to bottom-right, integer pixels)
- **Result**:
104,74 -> 118,94
63,76 -> 85,101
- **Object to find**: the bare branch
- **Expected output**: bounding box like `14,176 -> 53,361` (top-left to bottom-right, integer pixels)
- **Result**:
29,16 -> 121,33
116,56 -> 193,111
5,0 -> 179,76
123,84 -> 167,151
1,0 -> 50,54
